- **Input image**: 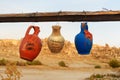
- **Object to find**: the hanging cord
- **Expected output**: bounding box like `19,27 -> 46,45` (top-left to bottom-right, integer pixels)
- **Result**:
33,12 -> 38,22
31,22 -> 35,26
56,10 -> 62,25
30,12 -> 38,26
57,10 -> 62,21
82,10 -> 87,22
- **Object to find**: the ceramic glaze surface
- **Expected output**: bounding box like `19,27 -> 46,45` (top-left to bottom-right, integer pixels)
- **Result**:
19,26 -> 42,61
75,23 -> 93,54
47,25 -> 65,53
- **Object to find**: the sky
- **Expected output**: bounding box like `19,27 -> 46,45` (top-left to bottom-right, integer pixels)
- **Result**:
0,0 -> 120,47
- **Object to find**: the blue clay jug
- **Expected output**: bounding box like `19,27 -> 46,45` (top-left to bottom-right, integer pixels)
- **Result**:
75,22 -> 93,55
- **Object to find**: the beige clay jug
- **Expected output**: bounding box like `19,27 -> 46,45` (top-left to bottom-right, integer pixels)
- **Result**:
47,25 -> 65,53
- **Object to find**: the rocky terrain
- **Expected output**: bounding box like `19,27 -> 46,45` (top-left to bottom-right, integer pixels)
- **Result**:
0,38 -> 119,62
0,39 -> 120,80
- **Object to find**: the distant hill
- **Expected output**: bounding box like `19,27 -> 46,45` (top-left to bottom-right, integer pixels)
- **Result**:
0,39 -> 119,62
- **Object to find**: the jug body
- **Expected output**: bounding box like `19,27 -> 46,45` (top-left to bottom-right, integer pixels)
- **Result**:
75,23 -> 93,54
19,26 -> 42,61
47,25 -> 65,53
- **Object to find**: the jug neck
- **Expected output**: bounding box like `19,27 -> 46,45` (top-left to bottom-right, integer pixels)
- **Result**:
80,22 -> 88,33
52,25 -> 61,36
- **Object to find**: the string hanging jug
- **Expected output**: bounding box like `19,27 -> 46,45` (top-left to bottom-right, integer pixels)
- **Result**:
74,22 -> 93,55
47,25 -> 65,53
19,26 -> 42,61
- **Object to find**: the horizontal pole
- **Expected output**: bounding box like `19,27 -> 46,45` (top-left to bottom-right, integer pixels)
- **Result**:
0,11 -> 120,22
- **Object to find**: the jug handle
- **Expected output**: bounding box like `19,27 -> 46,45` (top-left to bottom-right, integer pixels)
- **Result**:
25,26 -> 40,36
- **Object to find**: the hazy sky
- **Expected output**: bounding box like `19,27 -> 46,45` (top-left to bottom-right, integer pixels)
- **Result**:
0,0 -> 120,47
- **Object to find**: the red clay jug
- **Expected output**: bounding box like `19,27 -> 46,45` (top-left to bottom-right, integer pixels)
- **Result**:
19,26 -> 42,61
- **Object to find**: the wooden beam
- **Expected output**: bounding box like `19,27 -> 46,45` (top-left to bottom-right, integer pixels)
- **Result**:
0,11 -> 120,22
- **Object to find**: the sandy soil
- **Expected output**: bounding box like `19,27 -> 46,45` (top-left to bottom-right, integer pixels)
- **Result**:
0,39 -> 119,80
0,53 -> 118,80
21,68 -> 114,80
0,63 -> 117,80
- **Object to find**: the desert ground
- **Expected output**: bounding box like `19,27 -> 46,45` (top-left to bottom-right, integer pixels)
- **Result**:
0,39 -> 119,80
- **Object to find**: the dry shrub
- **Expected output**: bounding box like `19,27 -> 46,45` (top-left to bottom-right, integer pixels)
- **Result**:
0,58 -> 8,66
109,59 -> 120,68
86,73 -> 120,80
94,65 -> 101,69
58,61 -> 67,67
0,62 -> 22,80
26,60 -> 42,65
16,61 -> 27,66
